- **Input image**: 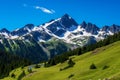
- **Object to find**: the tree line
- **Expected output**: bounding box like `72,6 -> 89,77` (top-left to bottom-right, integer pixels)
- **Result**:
45,32 -> 120,67
0,51 -> 31,79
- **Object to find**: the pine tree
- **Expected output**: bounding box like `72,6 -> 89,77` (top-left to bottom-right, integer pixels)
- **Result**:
77,48 -> 82,55
68,59 -> 75,67
90,63 -> 97,69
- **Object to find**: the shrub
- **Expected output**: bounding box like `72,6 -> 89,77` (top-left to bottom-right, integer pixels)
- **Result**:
28,66 -> 32,73
11,73 -> 16,78
60,59 -> 75,71
103,65 -> 109,70
68,74 -> 74,78
21,66 -> 24,69
90,63 -> 97,69
22,70 -> 26,76
68,59 -> 75,67
18,70 -> 26,80
59,68 -> 63,71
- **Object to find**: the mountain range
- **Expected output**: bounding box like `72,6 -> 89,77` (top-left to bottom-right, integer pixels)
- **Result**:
0,14 -> 120,63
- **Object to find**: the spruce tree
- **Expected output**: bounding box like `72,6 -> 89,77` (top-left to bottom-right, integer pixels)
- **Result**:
68,59 -> 75,67
90,63 -> 97,69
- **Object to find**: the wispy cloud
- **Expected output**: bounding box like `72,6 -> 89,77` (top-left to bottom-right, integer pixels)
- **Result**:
34,6 -> 55,14
22,3 -> 55,14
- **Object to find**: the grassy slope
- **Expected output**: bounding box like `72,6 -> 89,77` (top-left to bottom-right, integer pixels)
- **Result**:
2,67 -> 29,80
2,41 -> 120,80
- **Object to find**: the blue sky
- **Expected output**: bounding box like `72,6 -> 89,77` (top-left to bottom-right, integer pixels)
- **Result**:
0,0 -> 120,31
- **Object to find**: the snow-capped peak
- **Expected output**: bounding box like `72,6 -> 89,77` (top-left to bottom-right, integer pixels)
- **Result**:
0,28 -> 10,33
0,14 -> 120,46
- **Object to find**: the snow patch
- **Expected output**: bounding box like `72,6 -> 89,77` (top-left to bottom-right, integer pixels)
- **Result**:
69,16 -> 72,19
43,18 -> 61,28
108,31 -> 114,35
10,35 -> 19,39
72,26 -> 84,32
0,39 -> 3,43
24,27 -> 31,32
32,26 -> 40,31
15,28 -> 19,31
39,39 -> 46,42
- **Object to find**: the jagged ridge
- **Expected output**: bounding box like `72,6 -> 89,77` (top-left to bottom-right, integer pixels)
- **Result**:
0,14 -> 120,63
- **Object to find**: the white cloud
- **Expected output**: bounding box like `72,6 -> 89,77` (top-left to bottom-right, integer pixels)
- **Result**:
34,6 -> 55,14
22,4 -> 55,14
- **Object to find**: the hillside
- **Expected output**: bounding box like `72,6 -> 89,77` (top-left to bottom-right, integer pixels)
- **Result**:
3,40 -> 120,80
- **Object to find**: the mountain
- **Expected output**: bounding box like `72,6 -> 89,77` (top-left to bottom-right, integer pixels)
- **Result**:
0,28 -> 10,38
0,14 -> 120,63
0,28 -> 10,33
11,24 -> 34,36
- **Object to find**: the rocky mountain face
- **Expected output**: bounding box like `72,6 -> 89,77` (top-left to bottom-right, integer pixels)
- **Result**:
0,14 -> 120,63
11,24 -> 34,36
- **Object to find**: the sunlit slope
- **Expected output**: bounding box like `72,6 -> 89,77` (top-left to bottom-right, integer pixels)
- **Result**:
22,41 -> 120,80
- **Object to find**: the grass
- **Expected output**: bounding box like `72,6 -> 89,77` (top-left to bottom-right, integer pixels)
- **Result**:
2,67 -> 30,80
2,41 -> 120,80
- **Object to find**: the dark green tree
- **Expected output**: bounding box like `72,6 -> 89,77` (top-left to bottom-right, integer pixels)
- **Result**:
11,73 -> 16,78
35,64 -> 40,68
77,48 -> 82,55
0,51 -> 31,79
68,59 -> 75,67
28,67 -> 32,73
90,63 -> 97,69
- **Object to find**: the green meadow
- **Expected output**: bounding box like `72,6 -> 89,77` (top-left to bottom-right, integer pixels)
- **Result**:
3,41 -> 120,80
